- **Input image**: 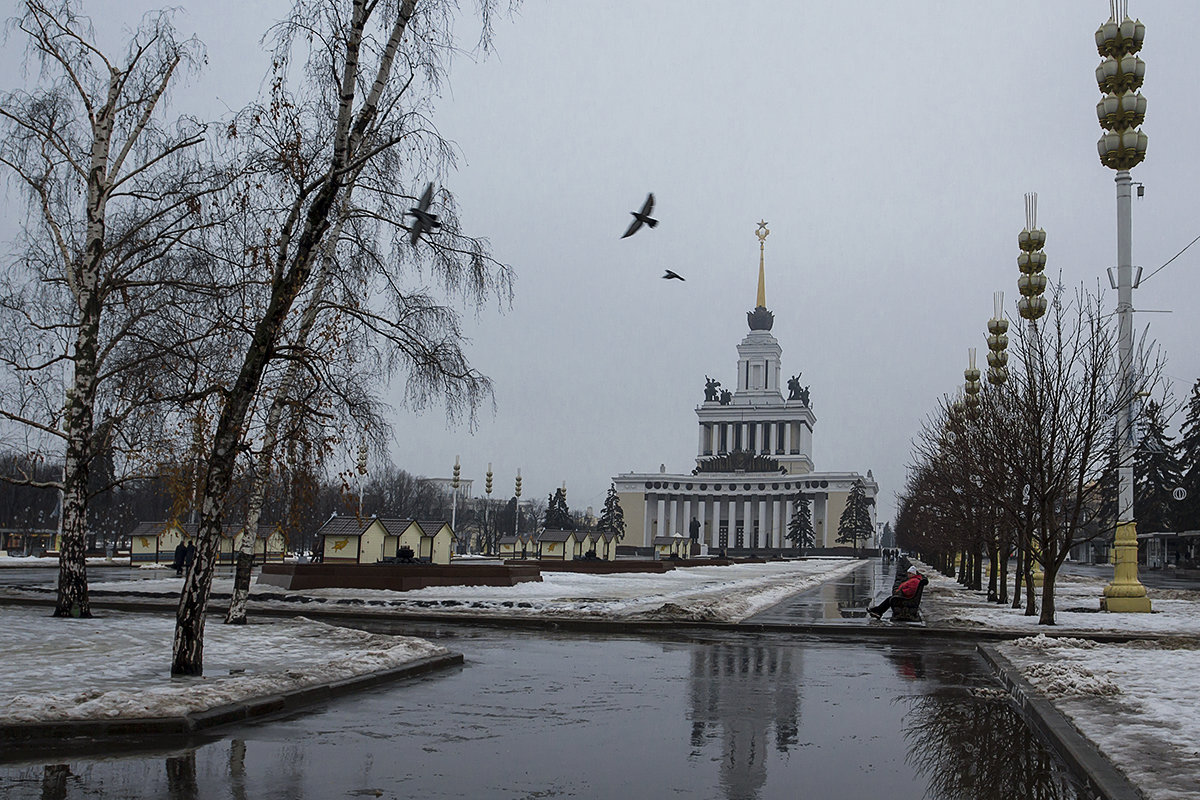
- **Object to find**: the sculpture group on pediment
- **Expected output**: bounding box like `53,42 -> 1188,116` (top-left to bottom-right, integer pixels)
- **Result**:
719,389 -> 732,405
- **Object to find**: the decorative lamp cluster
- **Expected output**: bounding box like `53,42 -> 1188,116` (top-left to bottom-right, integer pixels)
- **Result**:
986,291 -> 1009,386
1017,192 -> 1048,321
1096,0 -> 1148,170
963,348 -> 982,420
452,455 -> 461,490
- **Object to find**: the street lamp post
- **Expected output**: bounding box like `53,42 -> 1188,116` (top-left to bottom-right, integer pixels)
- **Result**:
986,291 -> 1010,602
1096,1 -> 1150,612
1017,192 -> 1048,593
485,463 -> 493,554
450,455 -> 460,553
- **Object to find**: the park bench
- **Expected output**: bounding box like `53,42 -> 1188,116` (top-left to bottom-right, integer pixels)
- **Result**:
888,564 -> 928,622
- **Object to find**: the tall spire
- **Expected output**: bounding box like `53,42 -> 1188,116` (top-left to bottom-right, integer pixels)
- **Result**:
747,220 -> 774,331
755,220 -> 769,308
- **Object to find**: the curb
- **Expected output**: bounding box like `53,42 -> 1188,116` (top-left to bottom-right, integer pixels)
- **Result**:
978,643 -> 1145,800
0,650 -> 463,759
0,594 -> 1184,645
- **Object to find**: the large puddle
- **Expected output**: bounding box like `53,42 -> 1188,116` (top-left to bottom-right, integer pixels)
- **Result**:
0,627 -> 1084,799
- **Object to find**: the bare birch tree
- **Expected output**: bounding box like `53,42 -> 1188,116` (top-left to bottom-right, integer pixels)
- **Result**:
0,1 -> 219,616
173,0 -> 512,673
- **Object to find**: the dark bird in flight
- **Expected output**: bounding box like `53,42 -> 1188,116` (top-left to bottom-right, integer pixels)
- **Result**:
407,182 -> 442,246
662,269 -> 685,281
621,193 -> 658,238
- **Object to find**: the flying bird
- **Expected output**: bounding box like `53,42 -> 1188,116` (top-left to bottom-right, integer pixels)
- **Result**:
662,270 -> 685,281
407,182 -> 442,246
621,193 -> 658,238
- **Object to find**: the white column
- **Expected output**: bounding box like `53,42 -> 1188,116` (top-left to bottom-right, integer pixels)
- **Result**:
759,498 -> 768,548
772,498 -> 782,548
767,422 -> 776,454
756,422 -> 765,454
740,423 -> 749,452
784,422 -> 792,454
643,496 -> 653,546
698,423 -> 706,456
668,497 -> 678,536
656,497 -> 666,541
698,497 -> 707,545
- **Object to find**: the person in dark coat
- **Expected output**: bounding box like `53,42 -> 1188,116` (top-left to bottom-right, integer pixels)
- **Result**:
172,541 -> 187,577
183,540 -> 196,572
868,566 -> 927,620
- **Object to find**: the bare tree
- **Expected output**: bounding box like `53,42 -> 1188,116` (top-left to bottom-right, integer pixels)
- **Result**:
0,1 -> 217,616
172,0 -> 512,674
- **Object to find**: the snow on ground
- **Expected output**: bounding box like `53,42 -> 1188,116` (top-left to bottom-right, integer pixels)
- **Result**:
999,635 -> 1200,800
71,558 -> 865,623
916,563 -> 1200,636
0,606 -> 447,724
0,553 -> 128,568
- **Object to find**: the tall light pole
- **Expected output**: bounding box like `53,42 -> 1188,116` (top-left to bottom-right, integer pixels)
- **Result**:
987,291 -> 1010,603
450,455 -> 460,553
1096,1 -> 1151,612
485,463 -> 493,554
513,468 -> 522,538
1017,192 -> 1048,593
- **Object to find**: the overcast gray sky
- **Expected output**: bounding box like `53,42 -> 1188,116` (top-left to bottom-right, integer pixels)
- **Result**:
6,1 -> 1200,522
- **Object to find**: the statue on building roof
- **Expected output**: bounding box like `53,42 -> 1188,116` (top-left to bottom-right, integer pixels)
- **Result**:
787,374 -> 803,401
799,386 -> 810,407
704,376 -> 721,402
719,389 -> 732,405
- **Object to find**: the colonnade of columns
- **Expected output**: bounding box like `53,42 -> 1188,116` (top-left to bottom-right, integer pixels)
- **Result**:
644,492 -> 811,550
697,421 -> 803,457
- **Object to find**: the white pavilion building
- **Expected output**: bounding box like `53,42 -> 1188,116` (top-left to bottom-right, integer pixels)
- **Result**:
613,223 -> 877,553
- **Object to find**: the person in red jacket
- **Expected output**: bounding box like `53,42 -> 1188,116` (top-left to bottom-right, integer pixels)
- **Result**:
868,566 -> 927,620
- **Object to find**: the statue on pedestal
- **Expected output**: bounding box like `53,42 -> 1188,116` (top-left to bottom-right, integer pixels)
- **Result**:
719,389 -> 732,405
704,376 -> 721,402
799,386 -> 810,407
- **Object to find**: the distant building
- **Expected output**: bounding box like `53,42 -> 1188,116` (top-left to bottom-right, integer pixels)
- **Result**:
613,226 -> 877,552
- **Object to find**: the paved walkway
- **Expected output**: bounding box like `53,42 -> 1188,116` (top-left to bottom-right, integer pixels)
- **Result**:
744,558 -> 897,624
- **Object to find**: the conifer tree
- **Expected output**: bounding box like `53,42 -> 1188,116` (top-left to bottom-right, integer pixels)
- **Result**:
1134,399 -> 1184,533
543,487 -> 574,530
836,481 -> 874,557
1176,379 -> 1200,530
597,484 -> 626,541
786,492 -> 815,554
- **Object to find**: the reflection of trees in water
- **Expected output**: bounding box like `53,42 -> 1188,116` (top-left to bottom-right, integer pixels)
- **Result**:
903,692 -> 1081,800
688,643 -> 801,800
166,751 -> 198,800
40,764 -> 69,800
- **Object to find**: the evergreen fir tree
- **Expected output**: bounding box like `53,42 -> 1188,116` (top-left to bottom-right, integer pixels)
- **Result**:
836,481 -> 874,557
786,493 -> 815,554
597,484 -> 626,541
1097,436 -> 1121,529
1176,379 -> 1200,530
1134,400 -> 1184,532
543,487 -> 575,530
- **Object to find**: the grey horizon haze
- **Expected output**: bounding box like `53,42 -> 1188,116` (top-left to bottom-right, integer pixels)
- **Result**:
4,1 -> 1200,525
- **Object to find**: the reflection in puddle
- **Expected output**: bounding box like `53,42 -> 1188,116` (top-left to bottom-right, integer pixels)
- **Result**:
4,634 -> 1088,800
904,691 -> 1082,800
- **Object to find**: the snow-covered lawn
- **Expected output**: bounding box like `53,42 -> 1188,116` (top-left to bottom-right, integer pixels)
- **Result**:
0,553 -> 129,568
917,563 -> 1200,636
999,635 -> 1200,800
0,606 -> 447,724
73,558 -> 865,623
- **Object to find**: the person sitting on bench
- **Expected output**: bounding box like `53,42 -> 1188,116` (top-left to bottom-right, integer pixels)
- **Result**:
868,566 -> 927,620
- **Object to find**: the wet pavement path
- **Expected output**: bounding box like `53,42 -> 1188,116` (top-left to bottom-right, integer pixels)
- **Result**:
0,624 -> 1085,800
745,559 -> 895,625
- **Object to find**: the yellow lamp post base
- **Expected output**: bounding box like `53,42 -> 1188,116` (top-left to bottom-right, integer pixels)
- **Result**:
1102,521 -> 1151,612
1100,594 -> 1152,613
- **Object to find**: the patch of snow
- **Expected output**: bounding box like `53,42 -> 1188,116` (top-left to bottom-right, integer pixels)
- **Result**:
0,607 -> 446,724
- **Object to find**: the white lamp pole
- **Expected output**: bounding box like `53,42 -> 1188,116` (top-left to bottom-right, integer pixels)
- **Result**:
1096,1 -> 1150,612
451,455 -> 460,554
